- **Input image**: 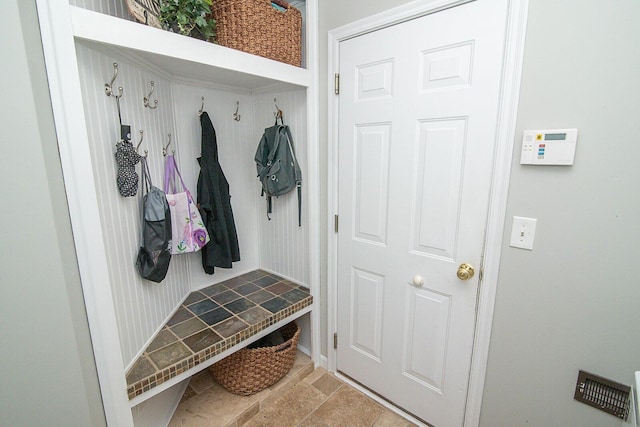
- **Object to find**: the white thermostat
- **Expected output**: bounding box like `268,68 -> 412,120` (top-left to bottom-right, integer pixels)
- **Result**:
520,128 -> 578,165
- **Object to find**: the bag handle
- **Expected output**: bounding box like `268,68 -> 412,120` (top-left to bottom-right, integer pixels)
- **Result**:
163,155 -> 176,194
163,154 -> 195,221
140,156 -> 151,194
164,155 -> 188,195
138,157 -> 150,243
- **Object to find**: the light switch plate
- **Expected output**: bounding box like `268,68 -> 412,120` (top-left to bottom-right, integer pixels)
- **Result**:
509,216 -> 537,250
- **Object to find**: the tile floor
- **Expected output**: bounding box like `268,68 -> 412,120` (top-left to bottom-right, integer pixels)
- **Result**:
126,270 -> 313,400
169,352 -> 417,427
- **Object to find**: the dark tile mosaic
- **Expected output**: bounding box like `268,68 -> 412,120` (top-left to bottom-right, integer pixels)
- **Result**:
187,298 -> 218,315
126,270 -> 313,401
212,317 -> 249,338
147,328 -> 178,353
183,329 -> 223,353
199,307 -> 233,326
166,307 -> 193,326
235,282 -> 261,296
220,275 -> 247,289
200,283 -> 228,296
170,317 -> 207,339
281,288 -> 310,304
241,270 -> 268,281
246,289 -> 277,304
261,296 -> 291,314
183,291 -> 207,306
265,281 -> 294,295
148,342 -> 192,370
211,289 -> 242,305
225,298 -> 256,314
253,275 -> 279,288
126,356 -> 156,384
238,306 -> 272,325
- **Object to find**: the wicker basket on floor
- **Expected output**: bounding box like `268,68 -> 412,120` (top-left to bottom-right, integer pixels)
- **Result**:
210,322 -> 300,395
210,0 -> 302,66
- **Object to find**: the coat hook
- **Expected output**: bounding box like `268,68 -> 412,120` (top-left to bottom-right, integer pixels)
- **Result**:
105,63 -> 123,99
143,81 -> 158,109
163,133 -> 174,156
135,130 -> 147,156
233,101 -> 241,121
198,96 -> 205,116
273,97 -> 283,121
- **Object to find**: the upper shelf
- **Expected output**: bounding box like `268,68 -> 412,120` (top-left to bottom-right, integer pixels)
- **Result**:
70,6 -> 310,91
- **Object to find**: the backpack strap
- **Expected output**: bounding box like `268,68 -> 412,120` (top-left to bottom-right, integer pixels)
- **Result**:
139,156 -> 150,242
262,126 -> 283,222
283,126 -> 302,227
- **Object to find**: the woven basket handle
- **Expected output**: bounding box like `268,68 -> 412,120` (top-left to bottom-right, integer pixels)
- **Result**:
271,0 -> 291,11
275,340 -> 292,352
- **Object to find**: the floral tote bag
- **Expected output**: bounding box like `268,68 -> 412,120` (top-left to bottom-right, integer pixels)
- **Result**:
163,154 -> 210,254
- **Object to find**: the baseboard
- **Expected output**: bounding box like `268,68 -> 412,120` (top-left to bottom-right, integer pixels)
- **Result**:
319,354 -> 328,370
297,344 -> 311,357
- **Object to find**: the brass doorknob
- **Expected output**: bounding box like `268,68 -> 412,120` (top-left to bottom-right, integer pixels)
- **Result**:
457,263 -> 475,280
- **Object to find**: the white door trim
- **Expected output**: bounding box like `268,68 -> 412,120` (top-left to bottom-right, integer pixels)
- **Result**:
326,1 -> 529,425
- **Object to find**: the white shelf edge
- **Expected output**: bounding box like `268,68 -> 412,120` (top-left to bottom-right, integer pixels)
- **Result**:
70,5 -> 310,90
128,304 -> 313,408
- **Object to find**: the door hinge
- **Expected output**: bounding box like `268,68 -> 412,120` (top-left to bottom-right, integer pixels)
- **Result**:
334,73 -> 340,95
333,332 -> 338,349
334,215 -> 339,233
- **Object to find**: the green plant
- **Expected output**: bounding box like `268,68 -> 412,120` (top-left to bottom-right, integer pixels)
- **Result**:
159,0 -> 216,42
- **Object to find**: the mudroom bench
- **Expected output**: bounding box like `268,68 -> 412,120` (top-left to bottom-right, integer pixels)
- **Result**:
125,269 -> 312,406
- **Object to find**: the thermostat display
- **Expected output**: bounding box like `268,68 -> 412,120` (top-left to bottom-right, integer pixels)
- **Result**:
520,128 -> 577,165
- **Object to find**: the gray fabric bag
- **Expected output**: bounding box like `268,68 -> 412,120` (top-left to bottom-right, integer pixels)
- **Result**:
136,156 -> 172,282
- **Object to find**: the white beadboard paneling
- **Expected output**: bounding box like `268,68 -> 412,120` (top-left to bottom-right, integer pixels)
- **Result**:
254,90 -> 310,286
75,44 -> 310,366
76,45 -> 190,366
171,84 -> 261,290
70,0 -> 132,20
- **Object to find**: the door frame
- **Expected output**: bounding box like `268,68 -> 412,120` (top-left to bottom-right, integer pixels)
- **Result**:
326,0 -> 529,425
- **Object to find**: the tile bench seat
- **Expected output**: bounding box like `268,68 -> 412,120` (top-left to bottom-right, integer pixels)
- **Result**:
125,270 -> 313,403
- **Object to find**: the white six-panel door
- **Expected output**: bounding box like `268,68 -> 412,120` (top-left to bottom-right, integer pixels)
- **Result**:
336,1 -> 509,425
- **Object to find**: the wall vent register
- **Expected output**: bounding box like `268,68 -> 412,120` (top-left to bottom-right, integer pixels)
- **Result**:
574,370 -> 631,420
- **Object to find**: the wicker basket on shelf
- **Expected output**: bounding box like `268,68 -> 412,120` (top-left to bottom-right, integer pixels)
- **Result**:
126,0 -> 161,28
209,321 -> 300,395
210,0 -> 302,66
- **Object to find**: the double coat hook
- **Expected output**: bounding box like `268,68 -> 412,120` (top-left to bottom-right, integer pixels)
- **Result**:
105,63 -> 123,99
233,101 -> 241,121
143,81 -> 158,109
273,97 -> 283,122
136,130 -> 148,156
163,133 -> 174,156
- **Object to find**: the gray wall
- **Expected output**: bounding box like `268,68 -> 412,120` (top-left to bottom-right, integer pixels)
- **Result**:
319,0 -> 640,426
480,1 -> 640,425
0,1 -> 106,426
